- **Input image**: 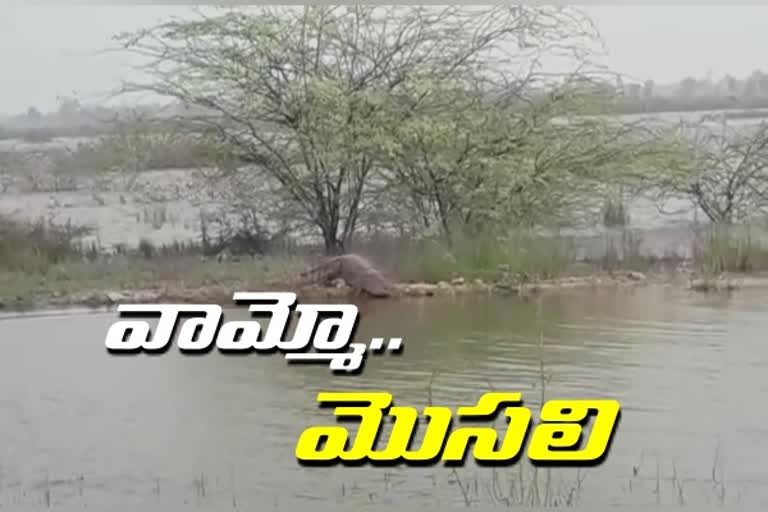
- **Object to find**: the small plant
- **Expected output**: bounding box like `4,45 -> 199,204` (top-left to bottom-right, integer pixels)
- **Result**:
694,222 -> 768,274
137,238 -> 156,259
391,230 -> 574,284
0,215 -> 92,273
602,195 -> 630,228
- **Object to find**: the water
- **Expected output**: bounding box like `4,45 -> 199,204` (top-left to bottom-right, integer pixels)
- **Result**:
0,285 -> 766,509
2,110 -> 767,256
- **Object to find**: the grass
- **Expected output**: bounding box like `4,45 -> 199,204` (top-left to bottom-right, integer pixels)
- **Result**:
0,215 -> 306,304
0,226 -> 578,307
358,231 -> 577,285
0,256 -> 310,305
1,453 -> 733,509
683,222 -> 768,291
0,216 -> 91,274
5,212 -> 768,307
695,222 -> 768,274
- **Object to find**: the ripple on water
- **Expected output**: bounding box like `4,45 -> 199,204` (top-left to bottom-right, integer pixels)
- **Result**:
1,286 -> 768,507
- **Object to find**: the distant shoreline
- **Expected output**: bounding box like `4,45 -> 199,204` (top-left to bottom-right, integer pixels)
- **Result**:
3,102 -> 768,144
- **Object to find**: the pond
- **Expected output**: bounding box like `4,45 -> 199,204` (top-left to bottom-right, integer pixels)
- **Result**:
0,284 -> 765,508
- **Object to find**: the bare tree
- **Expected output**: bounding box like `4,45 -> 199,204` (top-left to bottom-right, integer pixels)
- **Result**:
112,5 -> 607,254
650,116 -> 768,224
376,81 -> 680,242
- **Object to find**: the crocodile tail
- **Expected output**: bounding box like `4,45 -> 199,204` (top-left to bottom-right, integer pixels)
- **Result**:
300,256 -> 341,284
265,267 -> 309,288
265,257 -> 339,288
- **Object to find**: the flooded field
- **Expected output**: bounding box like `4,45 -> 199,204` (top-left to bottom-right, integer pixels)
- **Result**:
3,109 -> 766,259
0,168 -> 213,250
0,163 -> 711,260
0,285 -> 766,508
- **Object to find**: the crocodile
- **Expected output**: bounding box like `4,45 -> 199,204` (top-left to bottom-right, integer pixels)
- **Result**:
271,253 -> 397,298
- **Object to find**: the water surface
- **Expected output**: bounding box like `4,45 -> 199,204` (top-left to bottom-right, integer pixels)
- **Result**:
0,285 -> 765,508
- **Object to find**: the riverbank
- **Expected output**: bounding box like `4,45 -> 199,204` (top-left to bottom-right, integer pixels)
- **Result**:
1,213 -> 764,311
0,258 -> 753,312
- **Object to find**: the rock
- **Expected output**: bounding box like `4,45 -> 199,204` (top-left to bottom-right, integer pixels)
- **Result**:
451,277 -> 465,286
689,277 -> 738,292
493,282 -> 515,294
133,290 -> 162,302
399,283 -> 438,297
473,278 -> 485,286
105,291 -> 124,304
625,271 -> 647,281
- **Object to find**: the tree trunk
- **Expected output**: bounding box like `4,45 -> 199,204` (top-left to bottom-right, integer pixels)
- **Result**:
322,229 -> 345,256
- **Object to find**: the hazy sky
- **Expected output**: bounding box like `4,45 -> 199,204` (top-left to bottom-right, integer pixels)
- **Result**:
1,5 -> 767,115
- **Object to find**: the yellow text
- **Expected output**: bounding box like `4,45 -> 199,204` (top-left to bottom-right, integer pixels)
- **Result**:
295,392 -> 620,466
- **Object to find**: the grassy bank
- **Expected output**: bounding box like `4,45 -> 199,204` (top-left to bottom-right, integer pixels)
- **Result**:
1,214 -> 767,310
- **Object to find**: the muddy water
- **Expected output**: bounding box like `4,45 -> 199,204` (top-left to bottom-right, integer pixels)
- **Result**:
0,285 -> 765,509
